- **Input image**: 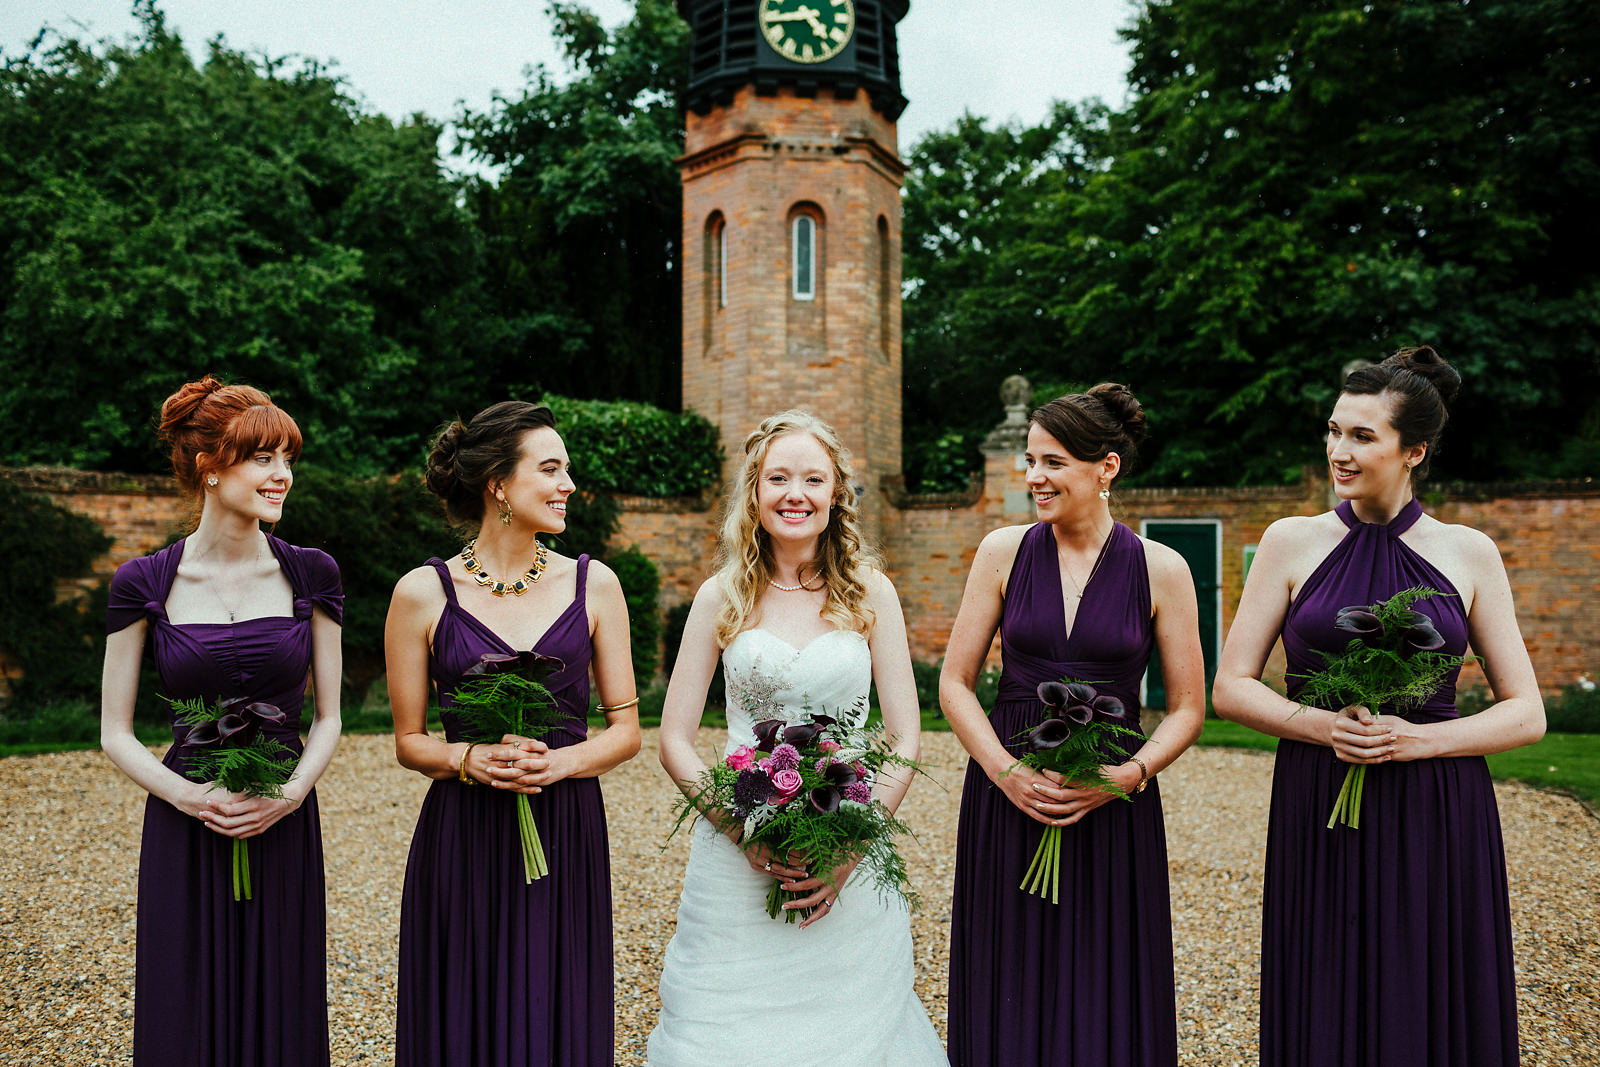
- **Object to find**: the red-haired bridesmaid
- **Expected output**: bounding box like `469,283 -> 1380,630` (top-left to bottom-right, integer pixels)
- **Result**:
101,376 -> 343,1065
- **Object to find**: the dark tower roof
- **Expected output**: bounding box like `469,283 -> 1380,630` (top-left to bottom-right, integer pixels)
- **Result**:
677,0 -> 910,120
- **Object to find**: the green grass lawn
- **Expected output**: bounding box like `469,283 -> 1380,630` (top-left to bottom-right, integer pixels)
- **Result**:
1195,718 -> 1600,810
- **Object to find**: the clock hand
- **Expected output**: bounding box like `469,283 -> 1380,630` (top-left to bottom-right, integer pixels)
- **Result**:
803,10 -> 828,36
763,10 -> 814,21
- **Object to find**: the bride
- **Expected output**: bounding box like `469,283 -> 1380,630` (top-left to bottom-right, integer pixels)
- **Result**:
648,411 -> 947,1064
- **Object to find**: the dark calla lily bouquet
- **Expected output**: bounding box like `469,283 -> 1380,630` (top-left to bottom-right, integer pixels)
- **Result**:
671,699 -> 922,923
446,651 -> 568,882
1293,585 -> 1466,829
1008,679 -> 1143,903
171,695 -> 296,901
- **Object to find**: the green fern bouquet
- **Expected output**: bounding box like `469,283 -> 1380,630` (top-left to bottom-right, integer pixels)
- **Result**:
1008,679 -> 1143,903
172,695 -> 296,902
1294,586 -> 1466,830
446,651 -> 568,882
671,699 -> 922,923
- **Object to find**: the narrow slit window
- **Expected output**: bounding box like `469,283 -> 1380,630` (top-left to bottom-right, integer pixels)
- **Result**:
792,215 -> 816,301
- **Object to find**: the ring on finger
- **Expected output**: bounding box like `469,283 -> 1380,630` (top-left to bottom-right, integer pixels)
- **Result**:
763,861 -> 772,872
822,898 -> 833,908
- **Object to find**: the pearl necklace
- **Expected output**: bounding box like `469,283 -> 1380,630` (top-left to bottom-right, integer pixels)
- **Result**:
461,538 -> 548,596
768,564 -> 821,592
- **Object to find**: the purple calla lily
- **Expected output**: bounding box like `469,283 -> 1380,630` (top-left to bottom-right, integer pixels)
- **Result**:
1092,694 -> 1127,719
464,651 -> 566,679
1399,618 -> 1446,658
1025,717 -> 1072,751
809,785 -> 842,814
1064,702 -> 1095,725
1064,682 -> 1098,705
184,719 -> 222,748
782,720 -> 827,747
215,712 -> 252,746
823,761 -> 859,787
1037,680 -> 1074,709
751,719 -> 785,752
1334,608 -> 1386,643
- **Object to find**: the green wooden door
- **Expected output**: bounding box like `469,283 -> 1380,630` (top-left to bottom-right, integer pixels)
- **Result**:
1142,520 -> 1220,710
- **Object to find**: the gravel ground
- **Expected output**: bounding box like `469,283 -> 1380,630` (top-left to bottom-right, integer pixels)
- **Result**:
2,730 -> 1596,1065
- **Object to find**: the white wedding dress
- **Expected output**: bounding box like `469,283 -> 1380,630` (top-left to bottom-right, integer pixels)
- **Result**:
647,628 -> 947,1065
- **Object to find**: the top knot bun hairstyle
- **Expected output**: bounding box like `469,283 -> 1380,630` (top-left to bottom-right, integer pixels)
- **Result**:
1342,345 -> 1461,481
156,375 -> 302,495
423,401 -> 557,525
1029,382 -> 1146,486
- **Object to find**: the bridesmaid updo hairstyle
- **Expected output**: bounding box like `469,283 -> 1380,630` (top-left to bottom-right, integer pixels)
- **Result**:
423,401 -> 557,525
1341,345 -> 1461,481
157,375 -> 302,496
1029,382 -> 1146,487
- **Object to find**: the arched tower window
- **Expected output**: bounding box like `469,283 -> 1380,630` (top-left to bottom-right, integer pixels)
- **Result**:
790,207 -> 822,301
786,203 -> 826,361
703,211 -> 726,354
876,214 -> 891,359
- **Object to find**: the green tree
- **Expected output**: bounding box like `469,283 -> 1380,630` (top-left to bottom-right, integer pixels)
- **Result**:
902,0 -> 1600,485
458,0 -> 689,411
0,2 -> 499,474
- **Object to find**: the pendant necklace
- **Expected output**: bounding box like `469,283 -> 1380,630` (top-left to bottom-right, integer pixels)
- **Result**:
197,533 -> 263,622
1061,524 -> 1114,599
462,538 -> 549,596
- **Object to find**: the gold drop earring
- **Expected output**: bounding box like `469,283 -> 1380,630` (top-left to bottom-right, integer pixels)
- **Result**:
498,496 -> 513,526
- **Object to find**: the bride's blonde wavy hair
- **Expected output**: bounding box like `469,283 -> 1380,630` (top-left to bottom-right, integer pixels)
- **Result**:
713,410 -> 878,648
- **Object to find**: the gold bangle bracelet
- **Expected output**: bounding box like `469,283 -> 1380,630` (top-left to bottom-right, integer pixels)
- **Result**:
595,696 -> 641,713
458,742 -> 479,784
1128,755 -> 1150,794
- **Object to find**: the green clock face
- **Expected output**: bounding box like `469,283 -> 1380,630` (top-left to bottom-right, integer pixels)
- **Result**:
758,0 -> 856,65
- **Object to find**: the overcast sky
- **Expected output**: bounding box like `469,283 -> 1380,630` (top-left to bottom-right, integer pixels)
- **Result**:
1,0 -> 1140,163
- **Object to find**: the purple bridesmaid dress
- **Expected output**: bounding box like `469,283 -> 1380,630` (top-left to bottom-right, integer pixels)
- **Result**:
105,536 -> 342,1067
1264,497 -> 1519,1065
948,521 -> 1177,1066
395,555 -> 614,1067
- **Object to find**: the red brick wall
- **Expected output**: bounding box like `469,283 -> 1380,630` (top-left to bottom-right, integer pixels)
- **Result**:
7,467 -> 1596,696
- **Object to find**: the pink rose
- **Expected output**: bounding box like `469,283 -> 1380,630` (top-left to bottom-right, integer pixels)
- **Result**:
725,745 -> 756,771
818,740 -> 842,755
769,768 -> 804,805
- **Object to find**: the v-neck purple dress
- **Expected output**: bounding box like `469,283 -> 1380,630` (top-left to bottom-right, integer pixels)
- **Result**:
1263,497 -> 1519,1065
948,521 -> 1177,1067
395,555 -> 614,1067
105,536 -> 342,1067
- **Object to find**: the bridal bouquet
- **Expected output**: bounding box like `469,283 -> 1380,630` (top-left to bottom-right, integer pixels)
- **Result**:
1294,586 -> 1465,829
447,650 -> 567,882
1009,679 -> 1142,903
171,695 -> 295,902
672,699 -> 921,923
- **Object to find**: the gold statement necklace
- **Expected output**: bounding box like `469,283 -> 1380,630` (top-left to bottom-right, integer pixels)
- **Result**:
461,538 -> 549,596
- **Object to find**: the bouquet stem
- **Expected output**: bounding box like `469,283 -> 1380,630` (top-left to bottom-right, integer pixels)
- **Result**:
1326,764 -> 1367,830
765,882 -> 814,924
1020,825 -> 1063,903
514,794 -> 548,882
231,839 -> 253,902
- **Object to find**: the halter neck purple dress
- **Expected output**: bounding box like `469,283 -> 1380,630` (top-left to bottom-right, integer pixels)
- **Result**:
1265,497 -> 1519,1065
948,521 -> 1177,1066
395,555 -> 615,1067
106,536 -> 342,1067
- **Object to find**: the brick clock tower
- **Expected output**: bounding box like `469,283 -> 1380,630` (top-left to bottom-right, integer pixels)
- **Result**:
676,0 -> 910,535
